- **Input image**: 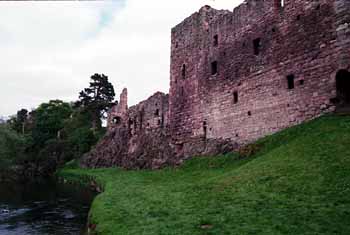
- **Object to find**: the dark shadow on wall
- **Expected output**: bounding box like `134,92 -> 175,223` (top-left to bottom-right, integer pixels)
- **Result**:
336,69 -> 350,105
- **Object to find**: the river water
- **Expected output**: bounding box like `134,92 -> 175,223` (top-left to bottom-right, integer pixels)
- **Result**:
0,180 -> 95,235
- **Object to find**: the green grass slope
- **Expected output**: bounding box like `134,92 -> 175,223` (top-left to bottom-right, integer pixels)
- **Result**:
59,115 -> 350,235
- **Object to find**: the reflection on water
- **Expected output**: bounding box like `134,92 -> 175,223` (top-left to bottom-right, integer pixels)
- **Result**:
0,180 -> 95,235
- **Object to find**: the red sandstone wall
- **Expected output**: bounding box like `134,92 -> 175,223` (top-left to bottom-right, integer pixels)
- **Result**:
85,0 -> 350,168
108,89 -> 169,136
107,88 -> 128,128
127,92 -> 169,135
87,91 -> 174,169
170,0 -> 350,145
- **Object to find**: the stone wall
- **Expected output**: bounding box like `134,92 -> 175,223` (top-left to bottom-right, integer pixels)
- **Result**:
170,0 -> 350,146
82,90 -> 180,169
107,88 -> 128,128
83,0 -> 350,169
107,90 -> 169,134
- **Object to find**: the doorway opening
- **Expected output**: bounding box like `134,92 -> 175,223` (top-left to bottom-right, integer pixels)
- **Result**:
336,70 -> 350,105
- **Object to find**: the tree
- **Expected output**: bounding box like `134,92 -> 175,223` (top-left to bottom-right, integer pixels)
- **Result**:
8,109 -> 28,134
0,124 -> 27,169
76,73 -> 116,130
61,109 -> 99,160
17,109 -> 28,134
32,100 -> 73,149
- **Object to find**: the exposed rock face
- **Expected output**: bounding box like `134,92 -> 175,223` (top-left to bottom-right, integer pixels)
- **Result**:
182,137 -> 238,158
81,90 -> 236,169
81,127 -> 180,170
126,129 -> 179,169
80,127 -> 129,168
82,0 -> 350,169
80,92 -> 182,169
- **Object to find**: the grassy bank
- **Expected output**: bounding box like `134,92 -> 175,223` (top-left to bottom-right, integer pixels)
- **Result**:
58,115 -> 350,235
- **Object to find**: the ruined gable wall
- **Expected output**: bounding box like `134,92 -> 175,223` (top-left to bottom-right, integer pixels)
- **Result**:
107,88 -> 128,128
84,91 -> 173,169
127,92 -> 169,136
170,0 -> 350,145
108,90 -> 169,135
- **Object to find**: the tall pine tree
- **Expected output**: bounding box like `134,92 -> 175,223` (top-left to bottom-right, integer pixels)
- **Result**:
76,73 -> 116,131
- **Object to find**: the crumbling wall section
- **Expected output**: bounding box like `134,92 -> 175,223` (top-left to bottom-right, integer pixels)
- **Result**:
82,91 -> 177,169
107,88 -> 128,129
127,92 -> 169,136
84,0 -> 350,169
169,0 -> 350,146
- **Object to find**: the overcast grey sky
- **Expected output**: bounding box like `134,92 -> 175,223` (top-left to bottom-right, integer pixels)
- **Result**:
0,0 -> 241,117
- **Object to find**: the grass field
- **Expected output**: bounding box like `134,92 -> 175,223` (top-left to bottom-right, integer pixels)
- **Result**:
58,115 -> 350,235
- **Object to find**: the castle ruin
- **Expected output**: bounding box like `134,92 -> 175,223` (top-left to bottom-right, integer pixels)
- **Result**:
82,0 -> 350,169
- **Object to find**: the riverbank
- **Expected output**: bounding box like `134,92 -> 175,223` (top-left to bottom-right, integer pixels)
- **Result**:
0,179 -> 95,235
57,115 -> 350,235
0,162 -> 58,183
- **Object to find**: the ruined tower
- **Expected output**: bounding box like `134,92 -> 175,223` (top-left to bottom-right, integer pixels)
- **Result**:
169,0 -> 350,154
84,0 -> 350,169
107,88 -> 128,129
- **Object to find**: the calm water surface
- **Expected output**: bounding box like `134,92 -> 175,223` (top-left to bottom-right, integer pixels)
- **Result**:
0,180 -> 95,235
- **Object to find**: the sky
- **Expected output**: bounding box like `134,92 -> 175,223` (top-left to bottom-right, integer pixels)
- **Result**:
0,0 -> 242,117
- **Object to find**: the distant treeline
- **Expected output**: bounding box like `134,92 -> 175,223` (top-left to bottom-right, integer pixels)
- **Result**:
0,73 -> 116,179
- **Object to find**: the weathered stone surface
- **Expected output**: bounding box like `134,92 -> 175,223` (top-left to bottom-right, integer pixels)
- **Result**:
80,126 -> 129,168
126,129 -> 180,170
182,137 -> 238,158
81,126 -> 180,170
170,0 -> 350,145
107,88 -> 128,128
82,0 -> 350,169
81,91 -> 183,169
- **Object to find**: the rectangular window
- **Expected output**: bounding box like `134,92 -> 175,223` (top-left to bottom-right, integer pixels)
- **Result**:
154,109 -> 159,117
203,121 -> 207,138
181,64 -> 186,80
211,61 -> 218,75
213,35 -> 218,47
233,91 -> 238,104
253,38 -> 261,55
287,74 -> 295,89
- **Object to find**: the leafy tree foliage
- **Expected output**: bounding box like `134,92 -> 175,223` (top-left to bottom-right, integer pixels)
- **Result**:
17,109 -> 28,126
2,74 -> 117,177
61,109 -> 99,160
31,100 -> 73,149
76,73 -> 115,130
8,109 -> 28,134
0,124 -> 26,168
